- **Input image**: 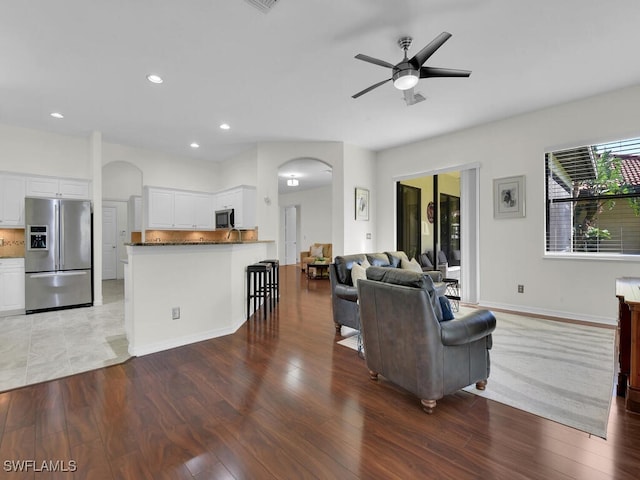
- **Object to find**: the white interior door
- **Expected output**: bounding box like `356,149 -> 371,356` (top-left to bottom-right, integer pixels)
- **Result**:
102,206 -> 118,280
284,206 -> 297,265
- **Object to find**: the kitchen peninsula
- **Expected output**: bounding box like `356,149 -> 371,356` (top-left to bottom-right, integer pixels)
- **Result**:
124,239 -> 275,356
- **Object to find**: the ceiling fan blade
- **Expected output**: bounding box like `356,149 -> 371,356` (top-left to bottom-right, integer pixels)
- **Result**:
352,78 -> 392,99
420,66 -> 471,78
410,32 -> 452,67
355,54 -> 396,69
403,88 -> 426,106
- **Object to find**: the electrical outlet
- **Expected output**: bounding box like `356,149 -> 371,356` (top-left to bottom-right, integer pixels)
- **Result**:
172,307 -> 180,320
517,284 -> 524,293
366,233 -> 372,240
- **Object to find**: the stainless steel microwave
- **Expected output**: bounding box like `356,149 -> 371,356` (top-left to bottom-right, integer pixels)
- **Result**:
215,208 -> 234,229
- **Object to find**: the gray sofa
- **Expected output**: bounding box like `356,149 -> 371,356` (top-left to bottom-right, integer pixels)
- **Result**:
329,251 -> 445,333
358,267 -> 496,413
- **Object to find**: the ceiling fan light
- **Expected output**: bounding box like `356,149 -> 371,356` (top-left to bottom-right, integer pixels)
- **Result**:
146,74 -> 163,84
393,70 -> 419,90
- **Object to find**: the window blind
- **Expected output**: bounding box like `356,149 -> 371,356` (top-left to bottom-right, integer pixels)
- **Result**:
545,137 -> 640,255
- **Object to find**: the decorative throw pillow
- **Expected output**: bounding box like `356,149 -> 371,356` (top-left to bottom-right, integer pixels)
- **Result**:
310,245 -> 324,258
366,252 -> 391,267
361,258 -> 371,269
438,296 -> 455,322
419,253 -> 433,270
400,257 -> 423,273
385,251 -> 408,267
351,262 -> 367,285
366,266 -> 444,320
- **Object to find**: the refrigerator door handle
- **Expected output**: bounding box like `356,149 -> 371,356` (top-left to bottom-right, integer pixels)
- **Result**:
59,202 -> 64,269
29,271 -> 88,279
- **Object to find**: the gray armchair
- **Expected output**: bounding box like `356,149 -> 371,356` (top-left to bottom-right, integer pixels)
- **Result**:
330,252 -> 447,334
329,256 -> 364,333
357,267 -> 496,413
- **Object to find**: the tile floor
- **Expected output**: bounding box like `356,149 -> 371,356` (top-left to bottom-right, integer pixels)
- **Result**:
0,279 -> 129,393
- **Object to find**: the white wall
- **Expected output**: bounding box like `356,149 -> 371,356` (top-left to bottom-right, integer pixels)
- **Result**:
125,242 -> 270,356
279,185 -> 333,261
254,142 -> 345,255
342,144 -> 376,255
102,161 -> 143,200
102,141 -> 219,192
0,123 -> 90,177
218,147 -> 258,191
376,84 -> 640,324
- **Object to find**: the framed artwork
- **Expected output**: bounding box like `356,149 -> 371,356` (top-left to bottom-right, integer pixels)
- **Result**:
493,175 -> 525,219
355,187 -> 369,221
427,201 -> 435,223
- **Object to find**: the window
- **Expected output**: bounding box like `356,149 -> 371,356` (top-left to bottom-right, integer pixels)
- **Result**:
545,137 -> 640,256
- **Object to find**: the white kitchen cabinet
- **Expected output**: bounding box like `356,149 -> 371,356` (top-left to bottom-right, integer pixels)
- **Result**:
145,187 -> 214,230
128,195 -> 142,232
214,186 -> 256,229
193,193 -> 215,229
214,190 -> 234,211
0,258 -> 25,314
146,188 -> 175,229
0,174 -> 26,227
26,176 -> 90,199
173,191 -> 196,229
58,178 -> 91,199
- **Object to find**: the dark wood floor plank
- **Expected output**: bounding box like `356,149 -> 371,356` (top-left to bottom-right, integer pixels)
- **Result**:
0,392 -> 10,438
0,424 -> 36,480
35,429 -> 74,480
0,266 -> 639,479
34,381 -> 67,440
4,387 -> 38,433
70,438 -> 114,480
197,423 -> 279,480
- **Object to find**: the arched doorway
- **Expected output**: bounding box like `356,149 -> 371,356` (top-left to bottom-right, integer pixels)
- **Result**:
277,158 -> 333,266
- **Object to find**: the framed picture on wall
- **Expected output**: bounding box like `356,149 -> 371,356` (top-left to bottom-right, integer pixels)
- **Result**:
493,175 -> 525,218
355,187 -> 369,221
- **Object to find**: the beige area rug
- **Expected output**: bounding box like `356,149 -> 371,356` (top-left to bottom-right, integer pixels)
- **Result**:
337,327 -> 360,350
337,308 -> 616,439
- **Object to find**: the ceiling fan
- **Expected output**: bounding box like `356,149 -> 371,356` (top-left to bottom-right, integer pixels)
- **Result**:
352,32 -> 471,106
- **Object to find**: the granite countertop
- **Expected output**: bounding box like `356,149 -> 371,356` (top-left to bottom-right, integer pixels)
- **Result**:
126,240 -> 272,246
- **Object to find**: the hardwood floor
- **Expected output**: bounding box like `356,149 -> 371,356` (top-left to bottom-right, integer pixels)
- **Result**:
1,265 -> 639,479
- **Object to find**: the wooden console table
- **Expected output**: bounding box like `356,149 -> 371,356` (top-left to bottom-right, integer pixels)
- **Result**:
616,277 -> 640,413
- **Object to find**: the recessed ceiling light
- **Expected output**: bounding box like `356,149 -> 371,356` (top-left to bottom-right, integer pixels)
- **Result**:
50,112 -> 64,119
219,123 -> 230,130
190,142 -> 200,149
146,74 -> 163,84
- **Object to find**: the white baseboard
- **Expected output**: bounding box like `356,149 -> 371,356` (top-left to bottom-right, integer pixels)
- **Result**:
129,316 -> 247,357
477,300 -> 617,326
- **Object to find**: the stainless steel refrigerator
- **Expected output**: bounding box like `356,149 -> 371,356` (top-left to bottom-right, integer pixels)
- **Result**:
25,197 -> 93,313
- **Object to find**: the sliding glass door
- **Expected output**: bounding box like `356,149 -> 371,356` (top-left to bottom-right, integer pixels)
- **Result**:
396,183 -> 421,259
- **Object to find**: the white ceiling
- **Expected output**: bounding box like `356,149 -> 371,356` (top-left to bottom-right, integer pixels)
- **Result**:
1,0 -> 639,171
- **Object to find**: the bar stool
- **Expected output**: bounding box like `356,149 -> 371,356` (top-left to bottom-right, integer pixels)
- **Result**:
260,259 -> 279,308
246,262 -> 272,319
